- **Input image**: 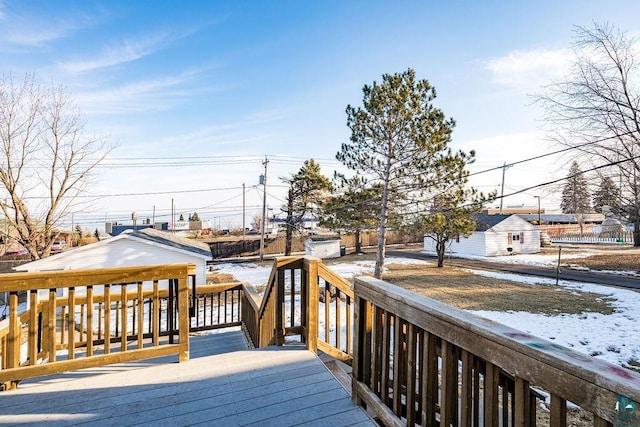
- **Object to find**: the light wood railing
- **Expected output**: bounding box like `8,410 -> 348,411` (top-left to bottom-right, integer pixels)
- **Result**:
0,264 -> 193,390
352,276 -> 640,427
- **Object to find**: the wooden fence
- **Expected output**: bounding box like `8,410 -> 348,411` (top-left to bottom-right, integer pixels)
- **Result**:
551,231 -> 634,244
207,230 -> 424,259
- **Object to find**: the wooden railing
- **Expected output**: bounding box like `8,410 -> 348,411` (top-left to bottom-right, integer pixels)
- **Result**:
4,255 -> 639,427
351,276 -> 640,427
243,256 -> 353,363
0,264 -> 193,390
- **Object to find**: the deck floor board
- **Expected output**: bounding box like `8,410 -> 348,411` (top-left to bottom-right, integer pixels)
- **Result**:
0,330 -> 375,426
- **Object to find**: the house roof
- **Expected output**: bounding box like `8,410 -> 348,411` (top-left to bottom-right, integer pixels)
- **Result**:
124,228 -> 212,258
472,214 -> 512,231
14,228 -> 212,272
516,213 -> 604,224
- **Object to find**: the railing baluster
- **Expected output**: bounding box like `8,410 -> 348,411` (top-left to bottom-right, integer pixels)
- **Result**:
152,281 -> 159,346
48,289 -> 57,362
28,290 -> 37,365
104,285 -> 111,354
550,395 -> 567,427
68,287 -> 76,360
87,286 -> 94,357
461,350 -> 473,427
421,332 -> 437,426
372,305 -> 383,395
392,315 -> 402,416
440,340 -> 457,427
406,322 -> 417,426
514,377 -> 530,427
137,283 -> 143,349
485,362 -> 499,427
60,305 -> 66,347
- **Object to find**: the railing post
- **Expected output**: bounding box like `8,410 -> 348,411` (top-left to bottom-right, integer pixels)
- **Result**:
4,291 -> 20,390
305,258 -> 319,353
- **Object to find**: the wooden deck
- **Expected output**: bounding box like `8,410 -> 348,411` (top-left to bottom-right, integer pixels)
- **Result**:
0,330 -> 375,426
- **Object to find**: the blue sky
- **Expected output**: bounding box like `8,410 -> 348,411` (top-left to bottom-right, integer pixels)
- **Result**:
2,1 -> 639,231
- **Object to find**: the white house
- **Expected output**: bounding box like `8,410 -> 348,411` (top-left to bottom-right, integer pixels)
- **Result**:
15,228 -> 213,285
424,214 -> 541,257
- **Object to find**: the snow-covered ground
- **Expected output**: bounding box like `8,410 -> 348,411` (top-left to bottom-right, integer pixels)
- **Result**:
212,256 -> 640,369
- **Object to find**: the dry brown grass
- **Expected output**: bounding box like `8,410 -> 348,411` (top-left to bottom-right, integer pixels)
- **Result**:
381,262 -> 616,315
567,253 -> 640,273
325,251 -> 619,315
210,248 -> 624,315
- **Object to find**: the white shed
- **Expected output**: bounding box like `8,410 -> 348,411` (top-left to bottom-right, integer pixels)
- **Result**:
15,228 -> 212,285
305,238 -> 341,259
424,214 -> 541,257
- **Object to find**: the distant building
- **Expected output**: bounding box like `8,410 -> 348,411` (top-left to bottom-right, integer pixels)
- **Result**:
424,214 -> 541,257
106,221 -> 169,236
483,206 -> 545,215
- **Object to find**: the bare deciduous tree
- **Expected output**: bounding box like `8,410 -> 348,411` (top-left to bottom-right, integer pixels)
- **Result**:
537,23 -> 640,245
0,74 -> 112,259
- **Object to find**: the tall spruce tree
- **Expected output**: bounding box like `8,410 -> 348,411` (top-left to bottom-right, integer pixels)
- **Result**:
593,176 -> 620,215
561,161 -> 591,214
337,68 -> 473,278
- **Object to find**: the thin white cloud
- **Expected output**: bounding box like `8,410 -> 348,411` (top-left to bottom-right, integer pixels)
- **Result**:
0,4 -> 95,47
74,72 -> 200,115
60,32 -> 187,74
485,48 -> 572,91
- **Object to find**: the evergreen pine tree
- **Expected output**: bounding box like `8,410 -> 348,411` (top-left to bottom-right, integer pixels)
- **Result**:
593,176 -> 620,215
561,161 -> 591,214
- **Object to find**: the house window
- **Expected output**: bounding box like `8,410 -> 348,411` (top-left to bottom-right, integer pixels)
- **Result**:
520,232 -> 524,244
508,233 -> 512,244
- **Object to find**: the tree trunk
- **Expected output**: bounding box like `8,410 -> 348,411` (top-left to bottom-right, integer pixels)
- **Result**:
374,154 -> 392,279
634,218 -> 640,247
436,239 -> 445,267
355,229 -> 362,254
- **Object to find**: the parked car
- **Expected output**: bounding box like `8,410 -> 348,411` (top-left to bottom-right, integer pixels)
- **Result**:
51,241 -> 68,252
2,248 -> 28,258
540,232 -> 551,246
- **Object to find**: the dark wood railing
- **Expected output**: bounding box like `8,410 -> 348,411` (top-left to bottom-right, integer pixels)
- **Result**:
351,276 -> 640,427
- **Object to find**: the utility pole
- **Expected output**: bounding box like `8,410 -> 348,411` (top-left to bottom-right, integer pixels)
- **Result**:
259,157 -> 269,261
534,196 -> 541,225
242,183 -> 246,241
499,162 -> 512,214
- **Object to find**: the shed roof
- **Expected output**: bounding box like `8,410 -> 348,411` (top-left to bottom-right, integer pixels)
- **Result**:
473,214 -> 511,231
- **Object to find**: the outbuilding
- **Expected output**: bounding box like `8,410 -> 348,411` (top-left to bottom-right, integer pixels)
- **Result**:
424,214 -> 541,257
15,228 -> 212,285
